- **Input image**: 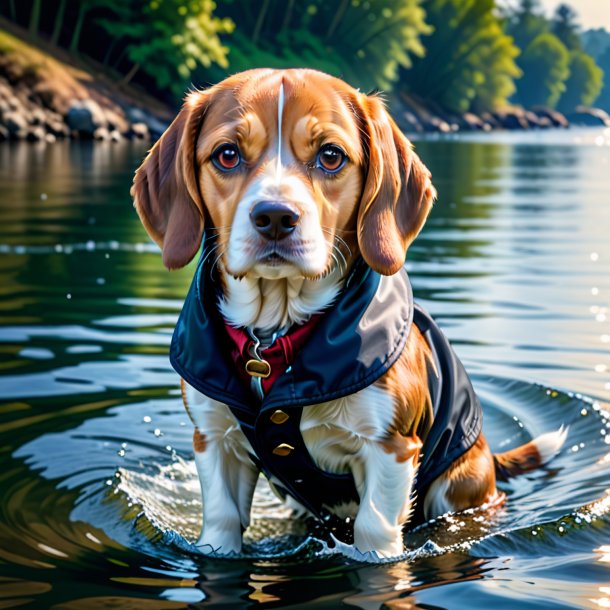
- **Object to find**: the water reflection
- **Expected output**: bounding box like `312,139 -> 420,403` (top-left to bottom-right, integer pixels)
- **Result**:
1,133 -> 610,609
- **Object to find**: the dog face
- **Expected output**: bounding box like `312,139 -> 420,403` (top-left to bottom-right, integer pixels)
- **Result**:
132,69 -> 436,277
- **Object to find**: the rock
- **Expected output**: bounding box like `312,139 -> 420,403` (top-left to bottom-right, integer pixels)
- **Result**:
0,125 -> 8,141
480,112 -> 500,129
126,106 -> 168,139
104,108 -> 129,134
65,99 -> 106,136
461,112 -> 487,131
93,126 -> 110,141
46,120 -> 69,138
109,129 -> 122,142
44,133 -> 56,143
531,106 -> 569,128
26,126 -> 45,142
2,110 -> 28,135
493,108 -> 529,130
129,121 -> 149,139
565,107 -> 610,127
29,107 -> 47,126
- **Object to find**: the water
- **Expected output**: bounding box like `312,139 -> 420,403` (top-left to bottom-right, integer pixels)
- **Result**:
0,131 -> 609,609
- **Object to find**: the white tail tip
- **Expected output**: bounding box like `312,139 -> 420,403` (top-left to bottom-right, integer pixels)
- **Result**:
533,425 -> 569,465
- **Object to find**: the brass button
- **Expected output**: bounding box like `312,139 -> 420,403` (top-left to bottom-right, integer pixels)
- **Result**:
270,409 -> 289,424
272,443 -> 294,457
245,358 -> 271,378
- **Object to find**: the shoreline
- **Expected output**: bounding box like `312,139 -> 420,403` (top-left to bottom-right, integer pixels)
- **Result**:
1,26 -> 609,144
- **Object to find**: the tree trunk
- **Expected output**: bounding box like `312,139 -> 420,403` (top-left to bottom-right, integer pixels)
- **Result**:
103,37 -> 119,66
279,0 -> 294,37
325,0 -> 349,40
29,0 -> 41,35
252,0 -> 270,45
120,62 -> 140,85
69,4 -> 87,54
51,0 -> 67,46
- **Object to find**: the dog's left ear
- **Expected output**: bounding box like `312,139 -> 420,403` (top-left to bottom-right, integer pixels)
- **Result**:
131,91 -> 212,270
357,96 -> 436,275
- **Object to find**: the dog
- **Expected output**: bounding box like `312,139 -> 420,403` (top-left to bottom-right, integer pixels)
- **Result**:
131,68 -> 566,558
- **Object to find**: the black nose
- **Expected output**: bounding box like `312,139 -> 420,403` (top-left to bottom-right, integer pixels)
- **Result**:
250,201 -> 300,240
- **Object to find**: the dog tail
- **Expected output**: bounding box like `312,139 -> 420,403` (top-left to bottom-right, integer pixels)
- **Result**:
494,425 -> 568,481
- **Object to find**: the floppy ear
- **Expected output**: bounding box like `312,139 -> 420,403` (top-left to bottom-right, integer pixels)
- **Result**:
131,91 -> 211,270
357,96 -> 436,275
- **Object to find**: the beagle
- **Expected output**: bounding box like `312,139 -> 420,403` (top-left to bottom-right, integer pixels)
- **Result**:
131,69 -> 566,558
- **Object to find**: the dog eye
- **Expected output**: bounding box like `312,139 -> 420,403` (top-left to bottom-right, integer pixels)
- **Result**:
316,144 -> 347,174
211,143 -> 241,172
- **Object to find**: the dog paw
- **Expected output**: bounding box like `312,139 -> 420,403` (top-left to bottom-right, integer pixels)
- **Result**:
195,532 -> 242,556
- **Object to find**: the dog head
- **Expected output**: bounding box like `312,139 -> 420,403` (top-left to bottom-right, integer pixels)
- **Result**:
132,68 -> 436,277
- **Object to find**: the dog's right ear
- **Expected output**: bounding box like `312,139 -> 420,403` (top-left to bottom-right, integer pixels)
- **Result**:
131,91 -> 212,270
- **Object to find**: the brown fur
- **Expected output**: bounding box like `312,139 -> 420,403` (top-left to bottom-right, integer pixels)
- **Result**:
193,428 -> 207,453
131,69 -> 435,278
132,69 -> 549,531
494,439 -> 543,481
429,434 -> 499,512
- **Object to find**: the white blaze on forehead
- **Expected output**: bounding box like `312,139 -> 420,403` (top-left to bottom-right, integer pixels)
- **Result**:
276,82 -> 285,181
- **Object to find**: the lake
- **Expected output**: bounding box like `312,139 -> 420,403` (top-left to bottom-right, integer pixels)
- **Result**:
0,129 -> 609,609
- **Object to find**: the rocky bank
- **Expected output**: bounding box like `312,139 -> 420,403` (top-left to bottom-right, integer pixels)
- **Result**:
1,24 -> 610,145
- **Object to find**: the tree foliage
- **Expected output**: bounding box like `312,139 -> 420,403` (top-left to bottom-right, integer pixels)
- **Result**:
558,50 -> 604,111
209,0 -> 430,92
514,32 -> 570,107
97,0 -> 233,95
551,3 -> 581,51
503,0 -> 548,50
399,0 -> 521,113
4,0 -> 609,115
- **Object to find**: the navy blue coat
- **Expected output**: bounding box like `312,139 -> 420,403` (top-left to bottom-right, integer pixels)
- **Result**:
170,249 -> 482,527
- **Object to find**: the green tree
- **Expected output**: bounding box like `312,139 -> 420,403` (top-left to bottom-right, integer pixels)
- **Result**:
399,0 -> 521,113
558,50 -> 604,111
551,3 -> 581,51
514,32 -> 570,107
503,0 -> 548,50
98,0 -> 233,96
212,0 -> 430,92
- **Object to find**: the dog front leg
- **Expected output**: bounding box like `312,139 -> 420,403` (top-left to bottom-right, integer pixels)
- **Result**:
184,383 -> 258,555
352,437 -> 419,558
193,442 -> 258,555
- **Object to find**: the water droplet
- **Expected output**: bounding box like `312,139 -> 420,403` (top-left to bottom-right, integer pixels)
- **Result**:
143,416 -> 152,423
165,445 -> 172,451
154,428 -> 162,437
117,449 -> 125,457
66,293 -> 72,300
581,409 -> 588,416
105,479 -> 113,486
571,444 -> 579,452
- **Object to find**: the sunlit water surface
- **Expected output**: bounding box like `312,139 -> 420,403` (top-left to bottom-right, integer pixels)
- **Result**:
0,130 -> 609,609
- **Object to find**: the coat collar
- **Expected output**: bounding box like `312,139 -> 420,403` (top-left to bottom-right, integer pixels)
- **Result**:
170,240 -> 414,419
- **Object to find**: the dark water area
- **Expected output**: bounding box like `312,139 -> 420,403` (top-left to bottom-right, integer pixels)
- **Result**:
0,131 -> 609,609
